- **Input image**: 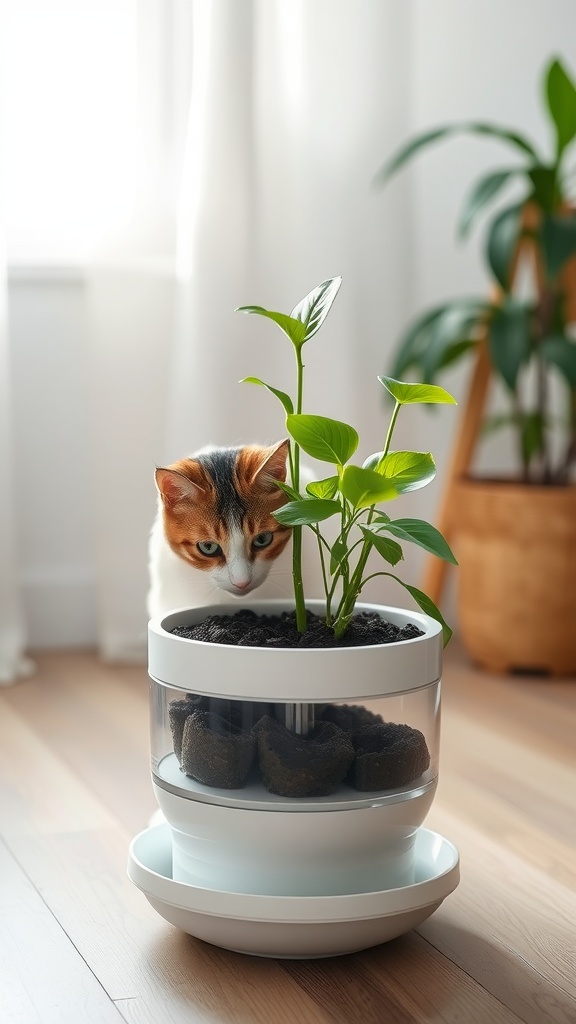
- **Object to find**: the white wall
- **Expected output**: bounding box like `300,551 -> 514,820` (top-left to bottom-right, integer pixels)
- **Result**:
9,273 -> 97,646
376,0 -> 576,613
9,0 -> 576,646
408,0 -> 576,498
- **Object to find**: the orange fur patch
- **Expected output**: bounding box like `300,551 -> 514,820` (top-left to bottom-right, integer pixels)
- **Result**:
157,445 -> 291,571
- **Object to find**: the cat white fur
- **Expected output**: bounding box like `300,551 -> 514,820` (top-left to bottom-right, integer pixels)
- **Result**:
147,515 -> 299,619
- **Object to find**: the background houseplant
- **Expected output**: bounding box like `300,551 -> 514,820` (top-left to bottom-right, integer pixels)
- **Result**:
376,56 -> 576,675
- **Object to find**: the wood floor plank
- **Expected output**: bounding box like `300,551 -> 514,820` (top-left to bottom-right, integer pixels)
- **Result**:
361,934 -> 527,1024
435,772 -> 576,891
1,646 -> 574,1024
1,653 -> 155,836
420,809 -> 576,1022
4,828 -> 331,1024
440,641 -> 576,766
440,710 -> 575,842
0,699 -> 118,837
283,933 -> 527,1024
0,839 -> 125,1024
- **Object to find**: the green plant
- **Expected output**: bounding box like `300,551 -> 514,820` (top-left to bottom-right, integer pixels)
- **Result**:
236,277 -> 457,645
375,56 -> 576,485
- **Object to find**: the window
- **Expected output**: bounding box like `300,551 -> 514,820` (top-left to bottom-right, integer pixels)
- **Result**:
2,0 -> 138,265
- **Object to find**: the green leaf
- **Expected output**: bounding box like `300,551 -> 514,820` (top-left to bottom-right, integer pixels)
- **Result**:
273,499 -> 341,526
306,476 -> 339,499
240,377 -> 294,416
390,304 -> 448,379
390,300 -> 487,383
541,213 -> 576,277
458,169 -> 521,238
290,277 -> 342,343
362,451 -> 385,472
386,576 -> 453,646
520,411 -> 545,464
421,306 -> 487,381
276,481 -> 302,501
481,411 -> 521,436
330,536 -> 348,575
540,334 -> 576,384
486,202 -> 523,289
488,298 -> 531,391
360,527 -> 404,567
363,450 -> 436,493
235,307 -> 307,348
374,122 -> 539,186
378,377 -> 457,406
340,465 -> 399,509
286,414 -> 359,465
545,58 -> 576,158
528,165 -> 558,212
379,518 -> 458,564
404,585 -> 453,647
371,512 -> 391,524
436,339 -> 477,372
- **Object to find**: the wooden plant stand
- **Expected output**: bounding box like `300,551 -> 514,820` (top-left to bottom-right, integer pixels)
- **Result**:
420,214 -> 576,676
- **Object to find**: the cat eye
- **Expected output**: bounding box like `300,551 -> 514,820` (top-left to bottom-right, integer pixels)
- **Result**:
196,541 -> 222,557
252,531 -> 274,550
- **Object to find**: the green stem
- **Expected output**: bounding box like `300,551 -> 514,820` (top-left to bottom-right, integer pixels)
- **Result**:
377,400 -> 401,469
311,527 -> 331,623
334,402 -> 403,636
293,345 -> 307,632
334,545 -> 369,633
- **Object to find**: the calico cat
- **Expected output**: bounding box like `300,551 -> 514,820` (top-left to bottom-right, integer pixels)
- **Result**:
147,440 -> 294,619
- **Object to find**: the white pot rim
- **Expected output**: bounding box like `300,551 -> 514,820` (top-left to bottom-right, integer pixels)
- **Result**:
148,600 -> 442,700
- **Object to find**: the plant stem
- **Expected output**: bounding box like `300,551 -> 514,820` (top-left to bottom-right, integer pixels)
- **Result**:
559,387 -> 576,482
293,344 -> 307,632
334,539 -> 371,636
535,279 -> 559,482
513,392 -> 530,483
311,527 -> 330,622
334,401 -> 403,637
377,400 -> 401,468
536,351 -> 552,482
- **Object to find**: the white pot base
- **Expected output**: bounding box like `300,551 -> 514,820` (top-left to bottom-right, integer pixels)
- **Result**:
152,778 -> 437,896
127,824 -> 459,959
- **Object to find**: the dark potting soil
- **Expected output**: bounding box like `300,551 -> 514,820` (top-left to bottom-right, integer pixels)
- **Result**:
169,609 -> 424,648
254,715 -> 355,798
348,721 -> 431,791
169,695 -> 430,796
179,709 -> 256,789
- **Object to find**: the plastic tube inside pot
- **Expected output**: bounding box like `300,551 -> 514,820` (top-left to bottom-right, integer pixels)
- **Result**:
283,702 -> 315,736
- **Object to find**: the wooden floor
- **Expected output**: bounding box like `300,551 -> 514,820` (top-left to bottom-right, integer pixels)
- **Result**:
1,643 -> 575,1024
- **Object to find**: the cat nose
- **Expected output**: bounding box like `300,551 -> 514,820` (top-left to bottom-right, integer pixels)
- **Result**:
234,581 -> 250,590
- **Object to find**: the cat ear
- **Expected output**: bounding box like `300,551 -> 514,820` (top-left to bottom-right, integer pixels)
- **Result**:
155,467 -> 206,509
251,439 -> 290,491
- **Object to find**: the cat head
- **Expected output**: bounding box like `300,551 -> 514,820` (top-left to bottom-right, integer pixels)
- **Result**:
155,440 -> 292,596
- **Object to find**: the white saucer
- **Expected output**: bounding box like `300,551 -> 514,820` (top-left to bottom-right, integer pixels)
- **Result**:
128,824 -> 459,958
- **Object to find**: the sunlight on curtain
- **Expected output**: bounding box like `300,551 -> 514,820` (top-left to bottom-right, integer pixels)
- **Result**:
4,0 -> 138,265
87,0 -> 413,661
0,240 -> 32,683
0,29 -> 34,682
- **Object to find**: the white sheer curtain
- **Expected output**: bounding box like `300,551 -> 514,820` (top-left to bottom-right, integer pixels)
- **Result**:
2,0 -> 412,677
0,3 -> 33,683
88,0 -> 413,663
0,221 -> 34,684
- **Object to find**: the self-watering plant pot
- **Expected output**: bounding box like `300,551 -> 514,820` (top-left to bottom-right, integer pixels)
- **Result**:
130,599 -> 459,957
452,478 -> 576,675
